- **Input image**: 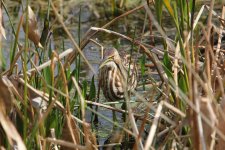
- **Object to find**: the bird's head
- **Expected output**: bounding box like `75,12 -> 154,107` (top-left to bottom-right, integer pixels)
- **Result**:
99,47 -> 121,69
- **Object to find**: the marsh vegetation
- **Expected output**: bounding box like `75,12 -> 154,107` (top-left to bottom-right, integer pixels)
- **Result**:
0,0 -> 224,149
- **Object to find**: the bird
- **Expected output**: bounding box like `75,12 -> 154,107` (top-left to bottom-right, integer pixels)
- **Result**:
98,47 -> 138,120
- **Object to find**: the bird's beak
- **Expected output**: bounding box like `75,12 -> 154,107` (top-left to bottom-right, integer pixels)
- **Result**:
99,57 -> 113,69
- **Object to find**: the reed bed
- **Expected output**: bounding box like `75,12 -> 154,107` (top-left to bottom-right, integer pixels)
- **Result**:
0,0 -> 224,149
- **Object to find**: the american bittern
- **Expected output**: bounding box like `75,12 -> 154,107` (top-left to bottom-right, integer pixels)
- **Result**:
98,47 -> 137,119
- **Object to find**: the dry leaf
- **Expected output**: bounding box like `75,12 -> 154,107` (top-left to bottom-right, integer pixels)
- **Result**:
61,117 -> 80,150
8,75 -> 64,111
215,100 -> 225,149
200,97 -> 225,149
200,99 -> 214,149
22,5 -> 42,48
0,3 -> 6,40
0,77 -> 26,150
83,124 -> 97,150
0,76 -> 13,114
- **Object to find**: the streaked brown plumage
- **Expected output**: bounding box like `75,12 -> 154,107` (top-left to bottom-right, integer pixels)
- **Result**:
99,47 -> 137,102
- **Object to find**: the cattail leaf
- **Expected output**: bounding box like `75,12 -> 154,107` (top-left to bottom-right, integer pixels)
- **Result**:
40,17 -> 50,47
154,0 -> 163,24
82,80 -> 88,98
89,75 -> 96,100
178,72 -> 188,94
43,66 -> 51,86
162,51 -> 173,79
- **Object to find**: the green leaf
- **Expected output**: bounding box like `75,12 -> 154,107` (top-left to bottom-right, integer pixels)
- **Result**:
82,80 -> 88,98
89,75 -> 96,100
68,69 -> 76,91
139,54 -> 146,90
178,72 -> 188,94
162,51 -> 173,79
0,47 -> 6,71
178,72 -> 188,110
155,0 -> 163,24
140,54 -> 146,76
43,66 -> 51,86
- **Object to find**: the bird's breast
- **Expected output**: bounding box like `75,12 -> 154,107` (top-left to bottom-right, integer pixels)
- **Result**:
99,63 -> 124,101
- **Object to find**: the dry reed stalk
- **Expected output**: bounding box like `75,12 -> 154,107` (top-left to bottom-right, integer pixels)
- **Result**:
133,91 -> 177,126
85,100 -> 151,123
133,88 -> 156,149
66,2 -> 150,70
50,1 -> 95,74
11,76 -> 64,111
57,59 -> 80,148
144,4 -> 175,51
0,1 -> 6,40
27,48 -> 73,74
90,27 -> 168,84
72,77 -> 97,149
124,90 -> 144,149
44,138 -> 86,150
0,78 -> 26,150
205,0 -> 215,87
144,101 -> 163,149
168,79 -> 225,142
80,4 -> 146,51
89,39 -> 104,59
137,12 -> 148,54
216,6 -> 225,60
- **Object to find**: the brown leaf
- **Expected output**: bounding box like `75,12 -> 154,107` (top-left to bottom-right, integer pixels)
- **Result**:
83,123 -> 97,150
8,75 -> 64,111
0,76 -> 13,115
61,117 -> 80,150
216,100 -> 225,149
0,77 -> 26,150
0,3 -> 6,40
200,99 -> 214,149
200,97 -> 225,149
22,5 -> 42,48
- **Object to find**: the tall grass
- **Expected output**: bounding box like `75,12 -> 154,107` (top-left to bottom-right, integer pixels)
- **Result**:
0,0 -> 224,149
